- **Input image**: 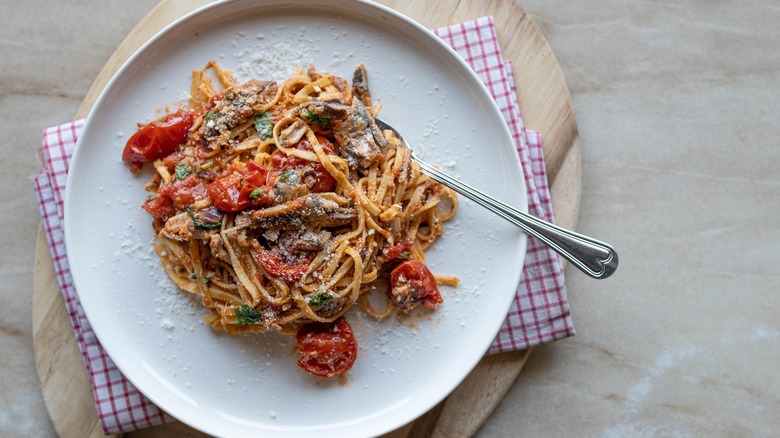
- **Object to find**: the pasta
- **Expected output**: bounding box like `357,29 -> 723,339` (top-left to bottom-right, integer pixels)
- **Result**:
122,62 -> 457,376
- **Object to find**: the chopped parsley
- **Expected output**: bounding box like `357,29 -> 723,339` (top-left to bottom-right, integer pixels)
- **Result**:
191,216 -> 221,229
254,111 -> 273,139
187,208 -> 222,230
235,305 -> 263,325
174,162 -> 192,180
204,110 -> 221,122
305,111 -> 331,129
279,168 -> 297,183
248,187 -> 264,199
307,292 -> 332,308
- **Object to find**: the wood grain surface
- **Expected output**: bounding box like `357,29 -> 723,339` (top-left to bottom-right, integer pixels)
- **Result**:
32,1 -> 580,437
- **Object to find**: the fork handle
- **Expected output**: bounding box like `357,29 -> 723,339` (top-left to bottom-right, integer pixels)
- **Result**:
416,159 -> 618,279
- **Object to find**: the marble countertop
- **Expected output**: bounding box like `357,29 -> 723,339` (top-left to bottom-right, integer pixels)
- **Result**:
3,1 -> 778,436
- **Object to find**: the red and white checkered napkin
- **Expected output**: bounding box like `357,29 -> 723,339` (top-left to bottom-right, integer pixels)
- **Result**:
31,16 -> 573,434
434,17 -> 574,353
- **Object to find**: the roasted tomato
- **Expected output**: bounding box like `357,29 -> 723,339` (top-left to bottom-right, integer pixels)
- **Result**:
384,238 -> 413,261
122,109 -> 194,172
269,136 -> 337,193
296,317 -> 358,378
207,161 -> 271,212
142,172 -> 207,219
158,174 -> 208,209
142,194 -> 175,220
389,260 -> 443,311
253,249 -> 312,283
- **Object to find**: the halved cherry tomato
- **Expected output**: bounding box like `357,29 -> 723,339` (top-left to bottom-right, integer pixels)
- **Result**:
142,194 -> 175,220
296,317 -> 358,378
269,136 -> 337,193
160,150 -> 185,170
207,161 -> 270,212
158,174 -> 207,209
389,260 -> 443,311
122,109 -> 194,172
384,238 -> 413,261
254,249 -> 312,283
302,164 -> 338,193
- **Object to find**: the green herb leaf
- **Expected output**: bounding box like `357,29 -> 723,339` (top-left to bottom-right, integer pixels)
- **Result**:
398,252 -> 411,260
254,111 -> 273,139
174,162 -> 192,180
248,187 -> 263,199
279,168 -> 297,183
307,292 -> 333,309
191,216 -> 221,229
305,111 -> 331,129
235,305 -> 263,325
187,208 -> 222,230
204,110 -> 221,122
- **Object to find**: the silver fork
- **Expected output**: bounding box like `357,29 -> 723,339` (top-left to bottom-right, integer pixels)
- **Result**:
376,118 -> 618,279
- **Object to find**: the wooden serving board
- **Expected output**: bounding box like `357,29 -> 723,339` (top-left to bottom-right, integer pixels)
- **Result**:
32,1 -> 580,437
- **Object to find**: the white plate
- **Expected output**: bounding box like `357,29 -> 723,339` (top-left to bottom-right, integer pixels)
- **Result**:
65,1 -> 528,436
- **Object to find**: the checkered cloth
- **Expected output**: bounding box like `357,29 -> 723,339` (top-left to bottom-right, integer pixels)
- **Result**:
31,16 -> 573,434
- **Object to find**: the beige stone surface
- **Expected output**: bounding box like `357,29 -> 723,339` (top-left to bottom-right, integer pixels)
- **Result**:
2,1 -> 778,437
0,1 -> 159,436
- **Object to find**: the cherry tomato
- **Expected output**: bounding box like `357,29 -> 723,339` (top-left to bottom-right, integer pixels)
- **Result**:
158,174 -> 208,209
142,194 -> 175,220
296,317 -> 358,378
389,260 -> 443,311
302,163 -> 338,193
254,249 -> 312,283
269,137 -> 337,193
207,161 -> 270,212
384,238 -> 413,261
160,150 -> 185,170
122,109 -> 194,172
